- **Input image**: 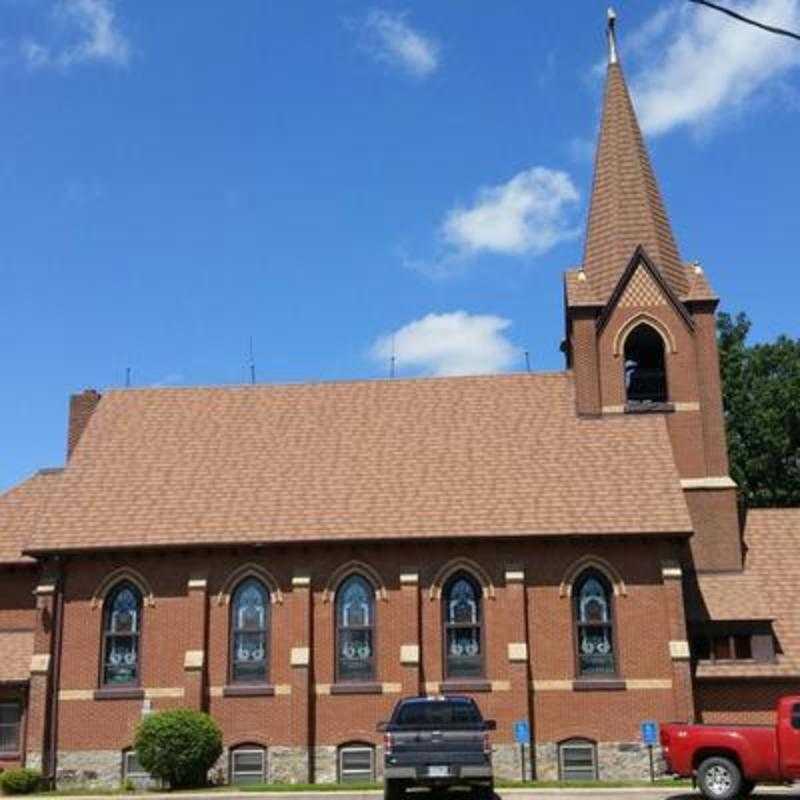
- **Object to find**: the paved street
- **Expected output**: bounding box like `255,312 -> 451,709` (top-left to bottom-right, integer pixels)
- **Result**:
26,787 -> 800,800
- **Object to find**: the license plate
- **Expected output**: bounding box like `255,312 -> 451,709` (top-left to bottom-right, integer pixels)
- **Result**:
427,766 -> 449,777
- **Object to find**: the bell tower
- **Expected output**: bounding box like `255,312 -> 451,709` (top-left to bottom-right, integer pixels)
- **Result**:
564,10 -> 741,572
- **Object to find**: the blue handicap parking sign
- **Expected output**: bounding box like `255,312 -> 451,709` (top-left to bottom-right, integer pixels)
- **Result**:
514,720 -> 530,744
640,720 -> 659,746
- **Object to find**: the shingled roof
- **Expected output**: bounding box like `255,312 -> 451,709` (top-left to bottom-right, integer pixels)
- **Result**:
695,509 -> 800,678
0,470 -> 62,565
25,373 -> 692,555
582,46 -> 688,301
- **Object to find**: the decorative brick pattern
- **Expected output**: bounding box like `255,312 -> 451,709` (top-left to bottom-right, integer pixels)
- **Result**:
618,265 -> 665,308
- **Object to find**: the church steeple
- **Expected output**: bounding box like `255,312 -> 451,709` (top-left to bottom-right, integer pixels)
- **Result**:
583,9 -> 688,300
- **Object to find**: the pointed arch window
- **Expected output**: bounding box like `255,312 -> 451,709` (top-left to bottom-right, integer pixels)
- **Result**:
336,575 -> 375,682
230,578 -> 270,684
102,582 -> 142,686
624,323 -> 667,404
443,573 -> 483,679
574,571 -> 615,676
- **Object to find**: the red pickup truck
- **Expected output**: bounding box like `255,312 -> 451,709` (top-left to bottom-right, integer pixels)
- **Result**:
661,696 -> 800,800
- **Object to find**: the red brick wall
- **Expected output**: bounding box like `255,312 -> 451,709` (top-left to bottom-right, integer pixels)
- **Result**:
47,537 -> 690,756
695,681 -> 797,725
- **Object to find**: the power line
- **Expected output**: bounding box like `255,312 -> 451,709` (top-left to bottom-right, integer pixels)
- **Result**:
688,0 -> 800,42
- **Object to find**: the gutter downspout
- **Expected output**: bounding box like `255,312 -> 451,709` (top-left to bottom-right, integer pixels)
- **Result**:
46,559 -> 65,787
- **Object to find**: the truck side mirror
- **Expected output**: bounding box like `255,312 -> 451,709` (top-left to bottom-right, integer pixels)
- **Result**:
376,721 -> 389,732
484,720 -> 497,731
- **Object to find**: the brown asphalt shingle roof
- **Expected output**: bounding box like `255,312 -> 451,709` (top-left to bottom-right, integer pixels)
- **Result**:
27,373 -> 691,554
696,508 -> 800,678
0,630 -> 33,683
583,62 -> 688,302
0,470 -> 62,564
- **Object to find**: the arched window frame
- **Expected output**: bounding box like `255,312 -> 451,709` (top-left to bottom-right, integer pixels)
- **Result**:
442,571 -> 484,680
622,322 -> 669,405
335,574 -> 376,683
229,578 -> 271,685
229,743 -> 268,785
572,570 -> 617,678
101,581 -> 143,688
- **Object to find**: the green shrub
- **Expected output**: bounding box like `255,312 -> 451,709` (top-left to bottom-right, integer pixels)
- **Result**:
134,709 -> 222,789
0,768 -> 42,795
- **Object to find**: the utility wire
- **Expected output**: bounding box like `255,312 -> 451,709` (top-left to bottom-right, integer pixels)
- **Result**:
688,0 -> 800,42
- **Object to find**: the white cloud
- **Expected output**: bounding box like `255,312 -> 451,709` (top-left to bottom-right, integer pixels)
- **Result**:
358,9 -> 440,78
23,0 -> 130,70
371,312 -> 519,377
441,167 -> 580,258
628,0 -> 800,136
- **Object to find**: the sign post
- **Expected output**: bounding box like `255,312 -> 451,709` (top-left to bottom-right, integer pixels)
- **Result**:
513,720 -> 530,782
640,720 -> 659,783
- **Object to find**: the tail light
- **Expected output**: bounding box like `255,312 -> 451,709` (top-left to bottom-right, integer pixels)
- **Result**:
384,732 -> 394,756
483,732 -> 491,755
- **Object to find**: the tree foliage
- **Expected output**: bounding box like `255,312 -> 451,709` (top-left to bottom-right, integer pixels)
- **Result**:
134,709 -> 222,789
718,312 -> 800,507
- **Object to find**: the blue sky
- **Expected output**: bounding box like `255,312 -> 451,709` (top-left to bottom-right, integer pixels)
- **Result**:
2,0 -> 799,490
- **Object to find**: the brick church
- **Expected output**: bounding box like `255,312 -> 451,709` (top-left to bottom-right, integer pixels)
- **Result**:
1,14 -> 798,789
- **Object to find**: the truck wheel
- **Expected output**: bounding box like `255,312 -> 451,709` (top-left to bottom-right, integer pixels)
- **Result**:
473,781 -> 495,800
383,779 -> 405,800
698,757 -> 743,800
740,780 -> 755,797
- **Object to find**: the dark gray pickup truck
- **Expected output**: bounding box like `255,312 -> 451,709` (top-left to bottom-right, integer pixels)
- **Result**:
377,696 -> 495,800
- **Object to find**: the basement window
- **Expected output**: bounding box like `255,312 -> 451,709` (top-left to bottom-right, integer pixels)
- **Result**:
230,747 -> 267,785
559,739 -> 598,781
338,745 -> 375,783
0,702 -> 21,754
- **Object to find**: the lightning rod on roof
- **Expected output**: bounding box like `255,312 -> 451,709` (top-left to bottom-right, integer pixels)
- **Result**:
524,351 -> 531,374
125,366 -> 131,388
607,7 -> 619,65
248,337 -> 256,385
389,334 -> 397,379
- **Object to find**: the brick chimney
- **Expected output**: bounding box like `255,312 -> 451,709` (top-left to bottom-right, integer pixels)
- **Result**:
67,389 -> 102,460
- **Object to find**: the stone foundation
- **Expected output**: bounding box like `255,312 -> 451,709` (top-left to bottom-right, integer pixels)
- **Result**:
492,743 -> 533,781
55,750 -> 123,789
269,746 -> 309,784
534,741 -> 664,781
47,742 -> 663,787
24,751 -> 43,772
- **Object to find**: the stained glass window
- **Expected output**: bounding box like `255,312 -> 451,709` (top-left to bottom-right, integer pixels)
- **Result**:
231,579 -> 269,683
443,574 -> 482,679
336,576 -> 374,682
102,583 -> 142,686
575,572 -> 615,675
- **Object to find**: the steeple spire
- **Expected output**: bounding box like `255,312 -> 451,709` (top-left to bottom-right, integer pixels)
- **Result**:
582,10 -> 688,300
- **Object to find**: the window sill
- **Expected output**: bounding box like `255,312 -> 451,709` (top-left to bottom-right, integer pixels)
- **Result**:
440,680 -> 492,693
572,678 -> 626,691
0,753 -> 22,761
330,682 -> 382,695
625,402 -> 674,414
94,687 -> 145,701
223,684 -> 275,697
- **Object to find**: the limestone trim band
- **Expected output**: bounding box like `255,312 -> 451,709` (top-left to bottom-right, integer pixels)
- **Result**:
680,476 -> 737,490
59,687 -> 185,701
399,573 -> 420,585
603,402 -> 700,414
661,561 -> 683,580
315,682 -> 401,695
532,678 -> 672,691
209,684 -> 291,696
